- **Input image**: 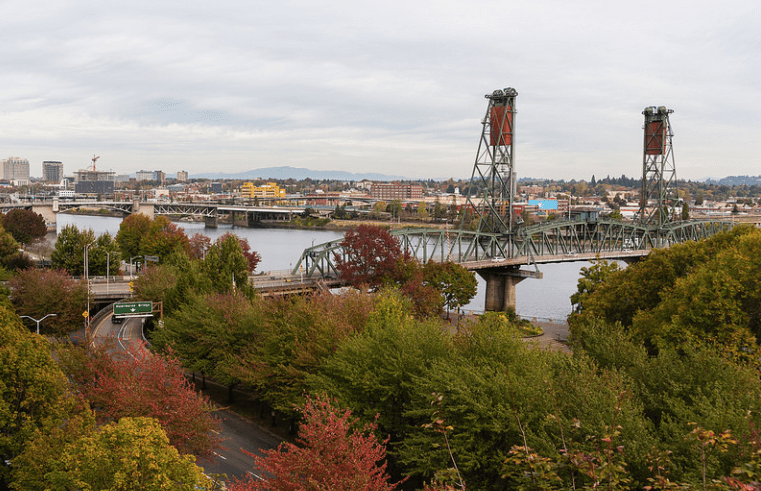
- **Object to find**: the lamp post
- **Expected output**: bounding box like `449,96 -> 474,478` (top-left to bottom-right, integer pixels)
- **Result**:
20,314 -> 57,335
84,243 -> 93,332
106,251 -> 110,292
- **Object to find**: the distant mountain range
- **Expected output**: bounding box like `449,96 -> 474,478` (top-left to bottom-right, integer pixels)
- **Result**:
193,166 -> 407,181
705,175 -> 761,186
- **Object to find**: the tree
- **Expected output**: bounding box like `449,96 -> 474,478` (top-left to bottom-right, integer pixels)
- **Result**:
14,416 -> 214,491
203,233 -> 254,294
234,292 -> 376,413
141,215 -> 190,261
86,231 -> 121,277
335,225 -> 404,289
9,269 -> 88,337
228,395 -> 403,491
60,344 -> 221,459
153,291 -> 264,401
1,209 -> 46,245
0,302 -> 70,487
188,233 -> 211,260
51,224 -> 95,275
422,261 -> 477,317
116,213 -> 152,259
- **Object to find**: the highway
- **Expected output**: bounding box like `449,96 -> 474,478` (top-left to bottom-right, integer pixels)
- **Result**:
91,311 -> 282,484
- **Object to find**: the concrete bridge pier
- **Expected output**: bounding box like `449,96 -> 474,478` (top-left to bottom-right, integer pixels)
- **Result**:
205,215 -> 218,228
478,267 -> 543,313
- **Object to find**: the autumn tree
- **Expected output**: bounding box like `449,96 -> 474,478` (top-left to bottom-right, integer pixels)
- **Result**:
1,209 -> 47,245
13,416 -> 214,491
9,268 -> 88,337
228,395 -> 403,491
142,215 -> 191,260
60,344 -> 221,459
335,225 -> 405,289
117,214 -> 190,263
188,232 -> 211,260
0,301 -> 70,487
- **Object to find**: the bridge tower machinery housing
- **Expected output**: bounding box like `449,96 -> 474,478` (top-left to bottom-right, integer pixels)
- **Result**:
640,106 -> 678,225
462,87 -> 518,235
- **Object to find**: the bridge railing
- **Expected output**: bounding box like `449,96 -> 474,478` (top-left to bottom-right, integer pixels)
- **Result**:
291,218 -> 739,279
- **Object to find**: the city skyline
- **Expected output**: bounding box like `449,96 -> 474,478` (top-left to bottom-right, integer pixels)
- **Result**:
2,0 -> 759,181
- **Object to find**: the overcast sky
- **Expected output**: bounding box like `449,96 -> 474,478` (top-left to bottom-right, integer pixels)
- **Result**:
2,0 -> 759,181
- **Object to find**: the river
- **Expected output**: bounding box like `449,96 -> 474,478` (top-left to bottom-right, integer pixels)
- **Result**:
56,214 -> 589,322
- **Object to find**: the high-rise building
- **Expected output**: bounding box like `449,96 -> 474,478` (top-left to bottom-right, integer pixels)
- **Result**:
136,170 -> 153,181
177,170 -> 188,182
2,157 -> 30,183
42,161 -> 64,183
75,167 -> 115,195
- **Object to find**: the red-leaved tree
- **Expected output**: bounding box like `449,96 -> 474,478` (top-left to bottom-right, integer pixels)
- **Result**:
229,395 -> 404,491
334,225 -> 406,289
62,344 -> 221,460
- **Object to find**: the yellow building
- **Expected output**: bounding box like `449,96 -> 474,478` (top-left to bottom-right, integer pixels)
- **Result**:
241,182 -> 286,199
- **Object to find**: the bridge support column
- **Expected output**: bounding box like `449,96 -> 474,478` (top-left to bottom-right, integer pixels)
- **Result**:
478,267 -> 543,313
205,215 -> 218,228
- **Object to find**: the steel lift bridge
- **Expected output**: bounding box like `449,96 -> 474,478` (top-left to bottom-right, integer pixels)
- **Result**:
293,90 -> 734,312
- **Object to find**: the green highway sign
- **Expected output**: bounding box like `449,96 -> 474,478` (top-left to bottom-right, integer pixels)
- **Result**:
113,301 -> 153,316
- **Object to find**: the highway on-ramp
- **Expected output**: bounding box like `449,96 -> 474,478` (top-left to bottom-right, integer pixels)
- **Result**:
91,311 -> 282,484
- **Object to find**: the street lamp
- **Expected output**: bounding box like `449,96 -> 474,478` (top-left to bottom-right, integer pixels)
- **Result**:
20,314 -> 57,335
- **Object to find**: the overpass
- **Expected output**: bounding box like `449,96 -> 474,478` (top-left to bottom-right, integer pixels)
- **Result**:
0,200 -> 306,229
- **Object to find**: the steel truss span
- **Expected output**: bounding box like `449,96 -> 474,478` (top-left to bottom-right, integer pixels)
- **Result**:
292,219 -> 735,278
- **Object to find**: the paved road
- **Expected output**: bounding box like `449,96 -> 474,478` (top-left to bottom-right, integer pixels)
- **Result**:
91,312 -> 282,484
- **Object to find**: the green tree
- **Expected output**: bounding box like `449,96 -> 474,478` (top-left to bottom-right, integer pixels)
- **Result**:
85,231 -> 121,277
236,292 -> 376,414
203,233 -> 253,295
116,213 -> 152,259
422,261 -> 477,317
51,225 -> 95,275
153,291 -> 263,401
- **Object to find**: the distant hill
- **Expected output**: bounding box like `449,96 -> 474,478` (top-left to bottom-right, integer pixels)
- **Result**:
192,166 -> 407,181
705,175 -> 761,186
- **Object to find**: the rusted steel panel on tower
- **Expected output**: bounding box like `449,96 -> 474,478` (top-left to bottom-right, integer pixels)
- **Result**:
490,105 -> 513,146
645,120 -> 666,155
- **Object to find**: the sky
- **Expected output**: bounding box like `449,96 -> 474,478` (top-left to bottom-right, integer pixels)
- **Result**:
2,0 -> 759,181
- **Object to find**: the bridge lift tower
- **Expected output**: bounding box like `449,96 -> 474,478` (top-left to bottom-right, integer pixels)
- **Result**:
462,87 -> 518,235
639,106 -> 678,225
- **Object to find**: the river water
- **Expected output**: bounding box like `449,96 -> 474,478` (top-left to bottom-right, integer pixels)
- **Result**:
56,214 -> 588,322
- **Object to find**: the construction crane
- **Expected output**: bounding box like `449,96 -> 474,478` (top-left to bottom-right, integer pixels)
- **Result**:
91,155 -> 100,171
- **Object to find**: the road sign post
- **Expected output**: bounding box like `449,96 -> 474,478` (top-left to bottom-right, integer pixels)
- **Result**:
113,301 -> 153,317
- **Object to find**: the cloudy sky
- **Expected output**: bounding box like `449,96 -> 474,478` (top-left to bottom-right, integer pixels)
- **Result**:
2,0 -> 759,181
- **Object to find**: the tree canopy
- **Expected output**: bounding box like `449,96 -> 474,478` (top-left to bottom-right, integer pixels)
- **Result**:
1,209 -> 47,245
